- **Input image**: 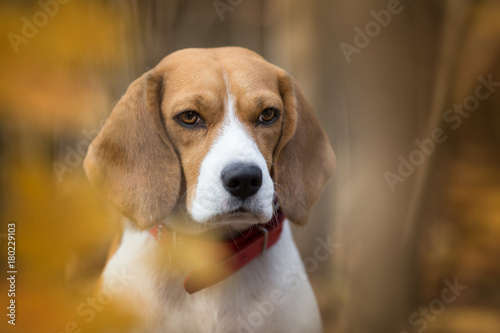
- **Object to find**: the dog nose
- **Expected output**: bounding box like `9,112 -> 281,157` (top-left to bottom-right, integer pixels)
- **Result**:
221,163 -> 262,199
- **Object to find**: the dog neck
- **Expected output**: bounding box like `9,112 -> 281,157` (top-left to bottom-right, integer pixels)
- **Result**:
148,209 -> 286,293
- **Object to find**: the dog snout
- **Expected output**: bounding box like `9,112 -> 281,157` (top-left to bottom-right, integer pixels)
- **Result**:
221,163 -> 263,200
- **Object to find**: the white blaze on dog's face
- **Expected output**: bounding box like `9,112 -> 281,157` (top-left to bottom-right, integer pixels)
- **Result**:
84,47 -> 336,232
189,92 -> 276,224
162,50 -> 283,226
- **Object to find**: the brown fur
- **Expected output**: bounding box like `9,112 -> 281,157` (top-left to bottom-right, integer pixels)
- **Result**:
84,47 -> 335,228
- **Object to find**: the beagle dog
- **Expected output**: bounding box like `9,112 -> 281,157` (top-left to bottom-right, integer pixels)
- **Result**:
84,47 -> 335,332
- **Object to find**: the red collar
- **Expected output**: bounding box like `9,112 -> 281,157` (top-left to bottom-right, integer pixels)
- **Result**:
149,210 -> 285,294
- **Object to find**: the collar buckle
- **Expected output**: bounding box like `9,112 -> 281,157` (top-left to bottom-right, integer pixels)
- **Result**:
157,224 -> 164,241
157,225 -> 177,248
256,225 -> 269,253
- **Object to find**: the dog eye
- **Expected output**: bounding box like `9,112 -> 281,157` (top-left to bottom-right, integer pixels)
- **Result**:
258,108 -> 279,124
178,111 -> 201,126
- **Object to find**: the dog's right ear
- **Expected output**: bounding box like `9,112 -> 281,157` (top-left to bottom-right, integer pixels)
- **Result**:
84,71 -> 181,230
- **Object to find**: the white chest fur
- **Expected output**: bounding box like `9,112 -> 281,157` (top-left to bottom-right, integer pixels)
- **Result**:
100,220 -> 322,333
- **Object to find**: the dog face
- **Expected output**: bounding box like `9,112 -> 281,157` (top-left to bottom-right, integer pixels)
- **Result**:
162,49 -> 284,226
84,47 -> 335,231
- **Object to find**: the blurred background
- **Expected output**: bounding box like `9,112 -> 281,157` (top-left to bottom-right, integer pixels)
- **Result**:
1,0 -> 500,332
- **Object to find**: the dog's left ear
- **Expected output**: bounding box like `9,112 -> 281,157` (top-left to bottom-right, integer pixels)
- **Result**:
273,69 -> 336,225
84,70 -> 181,229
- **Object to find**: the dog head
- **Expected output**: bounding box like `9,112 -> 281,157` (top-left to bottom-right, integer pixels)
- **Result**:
84,47 -> 335,232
